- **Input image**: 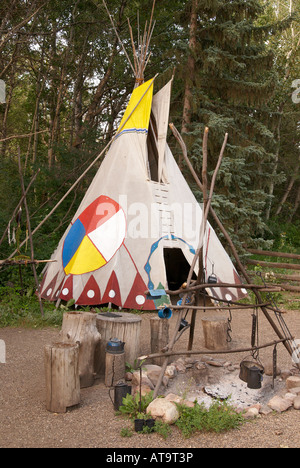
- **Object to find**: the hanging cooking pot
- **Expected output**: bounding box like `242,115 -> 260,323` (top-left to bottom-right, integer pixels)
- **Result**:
208,274 -> 218,284
239,356 -> 264,386
106,338 -> 125,355
207,264 -> 218,284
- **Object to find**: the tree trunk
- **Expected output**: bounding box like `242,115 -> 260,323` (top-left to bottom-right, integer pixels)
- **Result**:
44,342 -> 80,413
60,311 -> 101,388
289,184 -> 300,222
181,0 -> 198,138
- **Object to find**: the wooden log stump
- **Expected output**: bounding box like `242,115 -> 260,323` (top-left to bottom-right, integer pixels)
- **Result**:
150,317 -> 169,366
105,351 -> 126,387
202,317 -> 229,351
60,311 -> 101,388
95,312 -> 141,377
44,342 -> 80,413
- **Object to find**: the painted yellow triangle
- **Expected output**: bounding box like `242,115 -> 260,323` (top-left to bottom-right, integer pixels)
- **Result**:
64,236 -> 106,275
117,79 -> 153,134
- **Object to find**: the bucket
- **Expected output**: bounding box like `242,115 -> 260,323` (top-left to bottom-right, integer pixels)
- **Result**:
158,307 -> 173,320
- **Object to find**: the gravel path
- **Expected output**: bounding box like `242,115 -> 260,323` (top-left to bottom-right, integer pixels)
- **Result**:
0,308 -> 299,449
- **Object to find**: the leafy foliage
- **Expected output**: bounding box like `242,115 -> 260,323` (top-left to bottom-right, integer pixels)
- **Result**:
175,399 -> 245,438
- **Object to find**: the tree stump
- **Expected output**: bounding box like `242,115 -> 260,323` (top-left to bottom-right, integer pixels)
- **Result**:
202,317 -> 229,351
44,342 -> 80,413
60,311 -> 101,388
105,351 -> 126,387
95,312 -> 141,377
150,317 -> 169,366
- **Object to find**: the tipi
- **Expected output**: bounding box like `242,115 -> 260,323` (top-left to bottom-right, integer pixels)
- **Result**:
40,14 -> 247,310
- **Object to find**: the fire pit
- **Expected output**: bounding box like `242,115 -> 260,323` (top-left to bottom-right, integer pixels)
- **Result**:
162,356 -> 287,411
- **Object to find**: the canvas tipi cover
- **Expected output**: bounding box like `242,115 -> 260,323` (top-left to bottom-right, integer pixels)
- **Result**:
40,78 -> 247,310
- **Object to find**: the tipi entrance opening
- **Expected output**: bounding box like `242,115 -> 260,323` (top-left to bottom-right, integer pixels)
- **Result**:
163,247 -> 197,292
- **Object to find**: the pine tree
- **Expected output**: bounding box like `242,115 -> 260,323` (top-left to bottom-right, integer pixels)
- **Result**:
174,0 -> 291,250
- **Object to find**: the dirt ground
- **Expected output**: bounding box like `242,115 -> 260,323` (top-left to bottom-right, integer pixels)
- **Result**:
0,307 -> 300,449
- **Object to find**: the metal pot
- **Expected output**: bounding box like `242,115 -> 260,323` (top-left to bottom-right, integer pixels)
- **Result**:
106,338 -> 125,355
239,359 -> 264,386
247,365 -> 264,389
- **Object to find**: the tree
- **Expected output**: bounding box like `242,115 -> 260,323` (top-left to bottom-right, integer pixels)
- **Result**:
174,0 -> 293,250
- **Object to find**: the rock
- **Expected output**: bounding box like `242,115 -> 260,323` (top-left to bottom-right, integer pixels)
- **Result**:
162,376 -> 169,387
206,360 -> 223,367
286,376 -> 300,391
146,368 -> 162,387
131,370 -> 154,390
146,398 -> 179,424
194,362 -> 207,371
281,370 -> 292,380
249,403 -> 261,412
165,393 -> 195,408
267,396 -> 293,413
289,386 -> 300,395
165,365 -> 177,379
293,396 -> 300,410
175,363 -> 186,373
132,384 -> 154,396
165,393 -> 183,404
144,364 -> 162,373
125,372 -> 133,381
182,400 -> 195,408
184,357 -> 197,365
285,393 -> 297,403
260,405 -> 273,416
243,407 -> 259,419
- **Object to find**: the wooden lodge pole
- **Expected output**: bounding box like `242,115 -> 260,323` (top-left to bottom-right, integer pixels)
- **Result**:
170,123 -> 297,363
153,128 -> 227,399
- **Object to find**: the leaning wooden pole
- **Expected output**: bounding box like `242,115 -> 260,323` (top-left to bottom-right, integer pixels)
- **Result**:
153,129 -> 227,399
17,149 -> 44,317
8,76 -> 158,260
170,123 -> 297,363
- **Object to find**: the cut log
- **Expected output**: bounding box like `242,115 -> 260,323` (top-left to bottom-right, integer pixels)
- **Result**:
44,342 -> 80,413
60,311 -> 101,388
150,317 -> 170,366
105,351 -> 126,387
246,258 -> 300,271
95,312 -> 141,377
245,248 -> 300,261
202,317 -> 229,351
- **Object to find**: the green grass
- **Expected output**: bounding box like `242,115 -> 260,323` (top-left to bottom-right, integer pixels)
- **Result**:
0,285 -> 64,328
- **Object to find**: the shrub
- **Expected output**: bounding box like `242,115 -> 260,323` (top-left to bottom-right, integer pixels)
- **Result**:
175,399 -> 244,438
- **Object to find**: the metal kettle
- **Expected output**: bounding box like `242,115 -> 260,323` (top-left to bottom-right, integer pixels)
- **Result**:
106,338 -> 125,355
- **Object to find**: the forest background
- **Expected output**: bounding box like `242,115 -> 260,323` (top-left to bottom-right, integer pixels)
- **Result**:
0,0 -> 299,296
